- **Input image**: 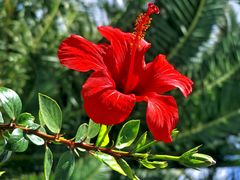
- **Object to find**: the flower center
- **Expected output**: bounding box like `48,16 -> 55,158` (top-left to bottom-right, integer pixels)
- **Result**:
123,3 -> 159,94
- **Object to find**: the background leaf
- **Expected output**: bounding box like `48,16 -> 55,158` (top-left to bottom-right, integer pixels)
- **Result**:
0,112 -> 3,123
55,151 -> 75,180
116,158 -> 134,179
44,146 -> 53,180
71,156 -> 111,180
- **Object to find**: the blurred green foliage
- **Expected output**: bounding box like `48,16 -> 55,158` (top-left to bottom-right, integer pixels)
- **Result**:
1,0 -> 240,179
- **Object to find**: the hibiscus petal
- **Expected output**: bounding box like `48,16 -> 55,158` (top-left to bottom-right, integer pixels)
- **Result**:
97,26 -> 150,91
137,55 -> 193,97
82,70 -> 136,125
145,93 -> 178,142
58,34 -> 106,72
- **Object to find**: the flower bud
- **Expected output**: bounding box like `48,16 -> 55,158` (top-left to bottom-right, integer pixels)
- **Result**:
179,149 -> 216,168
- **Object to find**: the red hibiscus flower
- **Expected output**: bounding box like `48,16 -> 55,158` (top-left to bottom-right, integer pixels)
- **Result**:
58,3 -> 193,142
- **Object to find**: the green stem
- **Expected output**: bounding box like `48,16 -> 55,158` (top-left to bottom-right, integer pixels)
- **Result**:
148,154 -> 180,161
135,140 -> 158,153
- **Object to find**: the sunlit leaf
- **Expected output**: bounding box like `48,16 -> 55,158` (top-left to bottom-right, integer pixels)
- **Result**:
75,123 -> 88,142
0,87 -> 22,120
115,120 -> 140,149
133,132 -> 147,152
93,151 -> 126,176
26,134 -> 44,145
96,125 -> 110,147
87,119 -> 100,138
38,93 -> 62,133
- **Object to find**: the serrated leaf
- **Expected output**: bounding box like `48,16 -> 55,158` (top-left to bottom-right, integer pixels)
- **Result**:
133,132 -> 147,152
93,152 -> 126,176
55,151 -> 75,180
0,87 -> 22,120
96,125 -> 110,147
0,112 -> 3,123
6,129 -> 29,152
116,120 -> 140,149
44,146 -> 53,180
75,123 -> 88,142
38,93 -> 62,133
87,119 -> 100,138
116,158 -> 134,179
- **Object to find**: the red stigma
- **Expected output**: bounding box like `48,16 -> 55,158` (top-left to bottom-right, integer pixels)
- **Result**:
133,2 -> 160,39
147,2 -> 160,15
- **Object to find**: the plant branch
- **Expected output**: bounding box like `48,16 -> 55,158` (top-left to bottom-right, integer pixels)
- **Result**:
0,123 -> 180,161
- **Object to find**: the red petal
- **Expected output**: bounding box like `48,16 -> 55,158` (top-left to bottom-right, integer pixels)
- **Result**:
58,34 -> 106,72
82,70 -> 136,125
98,26 -> 150,90
145,93 -> 178,142
136,55 -> 193,97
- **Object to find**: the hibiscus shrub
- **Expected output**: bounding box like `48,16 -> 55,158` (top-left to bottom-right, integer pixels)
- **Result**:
0,3 -> 215,180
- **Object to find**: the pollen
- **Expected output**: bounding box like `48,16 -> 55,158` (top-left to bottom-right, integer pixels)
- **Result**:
133,2 -> 159,39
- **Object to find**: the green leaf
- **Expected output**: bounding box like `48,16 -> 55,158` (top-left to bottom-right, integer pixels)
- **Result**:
39,110 -> 45,127
0,150 -> 12,163
38,93 -> 62,133
17,112 -> 34,125
44,146 -> 53,180
116,158 -> 134,179
6,128 -> 29,152
140,159 -> 168,169
0,87 -> 22,120
0,137 -> 6,155
55,151 -> 75,180
0,171 -> 5,176
17,113 -> 40,130
26,134 -> 44,145
0,112 -> 3,123
115,120 -> 140,149
93,152 -> 126,176
71,156 -> 111,180
87,119 -> 100,138
96,125 -> 111,147
133,132 -> 147,152
75,123 -> 88,142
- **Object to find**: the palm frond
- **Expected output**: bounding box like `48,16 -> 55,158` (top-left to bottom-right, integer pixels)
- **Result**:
146,0 -> 227,66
